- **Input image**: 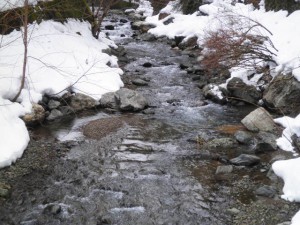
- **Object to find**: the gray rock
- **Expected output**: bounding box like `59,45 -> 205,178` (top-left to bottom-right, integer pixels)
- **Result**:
140,33 -> 156,42
215,165 -> 233,174
142,62 -> 152,67
267,167 -> 278,182
263,74 -> 300,116
227,77 -> 261,104
104,25 -> 114,30
230,154 -> 261,166
0,188 -> 9,198
115,88 -> 148,111
99,92 -> 117,109
291,134 -> 300,150
69,93 -> 97,112
48,99 -> 60,110
132,78 -> 149,86
131,21 -> 144,30
255,185 -> 276,198
255,131 -> 277,153
47,109 -> 63,121
203,84 -> 227,104
43,204 -> 61,215
205,138 -> 237,149
22,103 -> 45,125
59,106 -> 74,116
234,130 -> 253,144
227,208 -> 240,215
241,107 -> 277,132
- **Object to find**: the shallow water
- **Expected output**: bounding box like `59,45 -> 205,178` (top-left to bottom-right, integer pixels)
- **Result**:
0,12 -> 260,225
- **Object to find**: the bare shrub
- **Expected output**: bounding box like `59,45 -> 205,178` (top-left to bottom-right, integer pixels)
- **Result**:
201,13 -> 278,74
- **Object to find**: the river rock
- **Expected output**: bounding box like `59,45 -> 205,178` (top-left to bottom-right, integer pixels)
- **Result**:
241,107 -> 277,132
47,109 -> 63,121
22,103 -> 45,125
132,78 -> 149,86
227,208 -> 240,215
125,9 -> 135,15
163,17 -> 174,25
227,77 -> 261,104
140,33 -> 156,41
43,204 -> 61,215
99,92 -> 118,109
255,185 -> 276,198
0,183 -> 10,198
234,130 -> 253,144
263,74 -> 300,116
254,131 -> 277,153
48,99 -> 60,110
230,154 -> 261,166
203,84 -> 227,104
115,88 -> 148,111
215,165 -> 233,174
158,12 -> 170,20
69,93 -> 97,112
178,36 -> 198,50
142,62 -> 152,67
59,106 -> 73,116
131,21 -> 144,30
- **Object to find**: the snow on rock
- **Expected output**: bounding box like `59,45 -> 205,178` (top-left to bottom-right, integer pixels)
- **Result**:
0,19 -> 124,168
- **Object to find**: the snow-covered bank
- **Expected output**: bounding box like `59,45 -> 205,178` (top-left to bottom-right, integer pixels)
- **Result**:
143,0 -> 300,223
0,19 -> 124,168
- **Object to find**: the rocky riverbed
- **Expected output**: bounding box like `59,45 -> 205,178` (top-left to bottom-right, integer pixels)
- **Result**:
0,9 -> 299,225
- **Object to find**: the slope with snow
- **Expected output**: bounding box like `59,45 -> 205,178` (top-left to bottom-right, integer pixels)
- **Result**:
0,19 -> 124,168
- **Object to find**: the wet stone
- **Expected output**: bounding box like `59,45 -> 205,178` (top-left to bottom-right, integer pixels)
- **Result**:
48,100 -> 60,110
142,62 -> 152,67
227,208 -> 240,215
234,130 -> 253,145
255,185 -> 276,198
230,154 -> 261,166
132,78 -> 149,86
43,204 -> 61,215
215,165 -> 233,174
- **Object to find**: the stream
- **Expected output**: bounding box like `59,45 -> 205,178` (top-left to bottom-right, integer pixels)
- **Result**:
0,10 -> 298,225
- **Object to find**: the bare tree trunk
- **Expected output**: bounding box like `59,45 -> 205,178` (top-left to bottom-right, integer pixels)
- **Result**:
12,0 -> 28,102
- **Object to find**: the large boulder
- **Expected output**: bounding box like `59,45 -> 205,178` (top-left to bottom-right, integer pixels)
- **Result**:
22,103 -> 45,125
263,74 -> 300,116
227,77 -> 262,104
69,93 -> 97,112
99,92 -> 118,109
115,88 -> 148,111
241,107 -> 277,132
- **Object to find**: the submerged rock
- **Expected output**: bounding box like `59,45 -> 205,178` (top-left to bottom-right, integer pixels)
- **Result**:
230,154 -> 261,166
234,130 -> 253,145
215,165 -> 233,174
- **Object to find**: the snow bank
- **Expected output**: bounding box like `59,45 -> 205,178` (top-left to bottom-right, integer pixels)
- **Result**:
0,19 -> 123,167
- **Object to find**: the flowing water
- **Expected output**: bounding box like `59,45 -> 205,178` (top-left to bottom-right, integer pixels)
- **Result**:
0,11 -> 263,225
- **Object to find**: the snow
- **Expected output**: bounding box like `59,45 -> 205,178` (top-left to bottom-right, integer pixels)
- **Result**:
0,19 -> 123,168
143,0 -> 300,222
